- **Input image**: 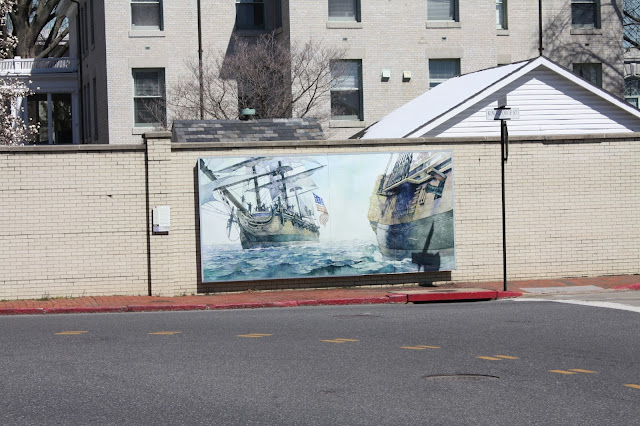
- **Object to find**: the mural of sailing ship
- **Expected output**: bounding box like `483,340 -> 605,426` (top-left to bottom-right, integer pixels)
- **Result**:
198,151 -> 455,283
367,152 -> 455,271
199,157 -> 325,249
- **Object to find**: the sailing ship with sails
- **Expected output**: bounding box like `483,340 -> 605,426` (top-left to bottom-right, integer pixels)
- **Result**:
199,157 -> 325,249
367,152 -> 454,269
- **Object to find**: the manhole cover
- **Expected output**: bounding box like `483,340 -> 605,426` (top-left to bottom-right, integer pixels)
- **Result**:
422,374 -> 499,381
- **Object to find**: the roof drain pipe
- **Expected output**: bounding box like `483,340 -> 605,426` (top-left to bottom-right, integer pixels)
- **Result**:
538,0 -> 544,56
197,0 -> 204,120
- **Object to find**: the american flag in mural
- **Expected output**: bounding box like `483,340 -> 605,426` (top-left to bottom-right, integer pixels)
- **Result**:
313,193 -> 329,226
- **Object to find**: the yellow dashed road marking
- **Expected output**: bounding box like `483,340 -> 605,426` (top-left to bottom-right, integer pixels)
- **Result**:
569,369 -> 597,374
148,331 -> 182,335
55,331 -> 88,335
494,355 -> 519,359
401,345 -> 441,350
321,338 -> 359,343
237,333 -> 273,338
549,370 -> 578,375
624,384 -> 640,390
477,356 -> 503,361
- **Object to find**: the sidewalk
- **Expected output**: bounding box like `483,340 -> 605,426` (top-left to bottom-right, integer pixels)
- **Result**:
1,274 -> 638,316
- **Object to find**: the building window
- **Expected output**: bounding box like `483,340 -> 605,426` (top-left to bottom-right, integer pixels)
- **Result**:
330,60 -> 363,120
573,63 -> 602,87
624,78 -> 640,108
496,0 -> 507,29
429,59 -> 460,88
571,0 -> 600,29
133,69 -> 166,127
131,0 -> 163,30
427,0 -> 458,21
328,0 -> 360,22
236,0 -> 265,30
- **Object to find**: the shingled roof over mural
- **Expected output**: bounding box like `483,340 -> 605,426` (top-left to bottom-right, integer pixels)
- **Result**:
172,118 -> 325,142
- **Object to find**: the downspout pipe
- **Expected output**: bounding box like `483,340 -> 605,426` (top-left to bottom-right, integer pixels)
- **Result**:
197,0 -> 204,120
538,0 -> 544,56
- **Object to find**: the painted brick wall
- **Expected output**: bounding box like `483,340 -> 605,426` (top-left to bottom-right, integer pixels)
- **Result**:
0,146 -> 149,300
1,134 -> 638,299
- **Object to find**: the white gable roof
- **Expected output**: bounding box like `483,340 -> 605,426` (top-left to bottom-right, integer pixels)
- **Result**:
361,57 -> 640,139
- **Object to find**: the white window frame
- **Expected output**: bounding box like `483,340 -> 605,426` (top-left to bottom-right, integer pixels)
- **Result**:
427,0 -> 459,22
330,60 -> 363,121
131,0 -> 163,31
571,0 -> 600,29
496,0 -> 507,29
429,59 -> 460,88
132,68 -> 166,128
328,0 -> 361,22
624,77 -> 640,108
573,63 -> 602,87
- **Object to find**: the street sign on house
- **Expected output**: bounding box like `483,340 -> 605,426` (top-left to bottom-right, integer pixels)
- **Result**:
486,108 -> 520,120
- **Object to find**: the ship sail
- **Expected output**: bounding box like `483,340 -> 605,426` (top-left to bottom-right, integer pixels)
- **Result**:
200,157 -> 326,249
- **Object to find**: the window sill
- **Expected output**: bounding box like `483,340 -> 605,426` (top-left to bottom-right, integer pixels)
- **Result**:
234,29 -> 269,37
326,21 -> 363,29
129,29 -> 165,38
570,28 -> 602,35
329,120 -> 366,128
497,29 -> 509,36
426,21 -> 461,29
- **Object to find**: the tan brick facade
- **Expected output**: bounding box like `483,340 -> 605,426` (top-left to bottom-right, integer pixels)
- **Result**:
73,0 -> 623,144
1,134 -> 638,299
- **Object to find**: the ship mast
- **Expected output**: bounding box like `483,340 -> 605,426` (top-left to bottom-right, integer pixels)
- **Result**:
199,159 -> 249,214
251,166 -> 262,210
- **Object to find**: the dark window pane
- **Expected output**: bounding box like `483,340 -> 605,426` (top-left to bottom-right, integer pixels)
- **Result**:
331,90 -> 361,120
131,3 -> 161,28
329,0 -> 358,21
572,4 -> 596,27
236,3 -> 265,29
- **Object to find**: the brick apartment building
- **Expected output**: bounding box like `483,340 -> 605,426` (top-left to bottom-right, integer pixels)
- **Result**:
7,0 -> 631,144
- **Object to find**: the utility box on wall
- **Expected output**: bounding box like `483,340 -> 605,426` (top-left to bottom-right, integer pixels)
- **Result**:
152,206 -> 170,233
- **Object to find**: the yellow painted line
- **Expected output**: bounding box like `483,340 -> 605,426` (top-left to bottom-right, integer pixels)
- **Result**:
321,338 -> 359,343
417,345 -> 440,349
334,338 -> 359,342
624,384 -> 640,390
477,356 -> 502,361
321,340 -> 346,343
237,333 -> 273,338
148,331 -> 182,335
494,355 -> 519,359
55,331 -> 88,335
401,346 -> 426,350
549,370 -> 577,375
569,369 -> 597,374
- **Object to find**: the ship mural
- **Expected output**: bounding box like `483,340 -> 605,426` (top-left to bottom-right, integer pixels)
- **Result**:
198,152 -> 455,283
368,151 -> 455,271
198,157 -> 324,249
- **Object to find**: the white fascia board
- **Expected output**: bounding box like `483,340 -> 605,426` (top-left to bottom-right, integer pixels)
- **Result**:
406,57 -> 544,137
408,56 -> 640,137
536,59 -> 640,121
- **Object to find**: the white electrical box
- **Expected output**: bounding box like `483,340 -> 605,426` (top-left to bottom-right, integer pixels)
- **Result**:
152,206 -> 170,233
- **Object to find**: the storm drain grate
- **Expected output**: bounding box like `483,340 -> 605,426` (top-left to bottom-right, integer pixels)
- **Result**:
422,374 -> 499,381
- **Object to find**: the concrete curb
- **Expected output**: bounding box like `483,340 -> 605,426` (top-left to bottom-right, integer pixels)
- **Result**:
0,290 -> 520,316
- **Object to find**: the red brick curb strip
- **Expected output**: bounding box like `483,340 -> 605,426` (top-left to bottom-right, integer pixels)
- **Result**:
613,283 -> 640,291
0,291 -> 518,316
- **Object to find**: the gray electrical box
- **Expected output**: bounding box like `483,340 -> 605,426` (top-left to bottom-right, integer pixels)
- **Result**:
152,206 -> 170,233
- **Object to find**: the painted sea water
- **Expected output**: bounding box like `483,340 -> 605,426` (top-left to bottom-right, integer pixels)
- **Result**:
198,151 -> 456,283
202,241 -> 456,282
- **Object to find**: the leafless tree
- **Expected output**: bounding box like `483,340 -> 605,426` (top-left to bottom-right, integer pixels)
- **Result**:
0,0 -> 37,145
7,0 -> 68,58
167,32 -> 346,125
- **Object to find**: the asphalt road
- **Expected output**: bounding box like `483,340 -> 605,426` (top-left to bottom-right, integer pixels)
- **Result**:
1,299 -> 638,425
